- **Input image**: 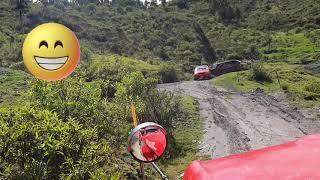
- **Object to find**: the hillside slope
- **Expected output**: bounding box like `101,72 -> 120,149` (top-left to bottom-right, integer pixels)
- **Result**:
0,0 -> 320,178
1,0 -> 320,69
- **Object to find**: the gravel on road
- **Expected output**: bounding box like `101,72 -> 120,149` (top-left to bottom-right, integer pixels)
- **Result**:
158,80 -> 320,159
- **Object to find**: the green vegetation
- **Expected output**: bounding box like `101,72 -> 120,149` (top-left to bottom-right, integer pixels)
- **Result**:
251,63 -> 273,82
163,96 -> 207,178
211,63 -> 320,107
1,0 -> 320,67
1,0 -> 320,178
88,54 -> 188,83
0,69 -> 31,106
0,106 -> 117,179
260,32 -> 320,64
0,69 -> 204,178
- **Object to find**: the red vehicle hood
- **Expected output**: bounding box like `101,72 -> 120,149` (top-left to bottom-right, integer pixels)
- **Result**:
183,134 -> 320,180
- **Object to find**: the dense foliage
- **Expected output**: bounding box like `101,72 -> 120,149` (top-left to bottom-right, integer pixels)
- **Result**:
1,0 -> 320,178
1,0 -> 319,68
0,106 -> 115,179
0,69 -> 195,178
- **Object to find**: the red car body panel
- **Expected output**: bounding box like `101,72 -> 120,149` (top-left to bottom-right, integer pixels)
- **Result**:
183,134 -> 320,180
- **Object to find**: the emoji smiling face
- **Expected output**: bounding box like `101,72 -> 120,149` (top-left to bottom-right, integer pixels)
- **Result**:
23,23 -> 80,81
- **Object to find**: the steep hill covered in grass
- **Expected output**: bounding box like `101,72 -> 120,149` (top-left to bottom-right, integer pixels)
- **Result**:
0,0 -> 320,178
1,0 -> 319,69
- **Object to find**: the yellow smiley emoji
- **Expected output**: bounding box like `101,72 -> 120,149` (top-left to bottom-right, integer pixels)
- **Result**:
23,23 -> 80,81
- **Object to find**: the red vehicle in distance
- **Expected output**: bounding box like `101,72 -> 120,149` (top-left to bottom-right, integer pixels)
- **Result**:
193,65 -> 212,80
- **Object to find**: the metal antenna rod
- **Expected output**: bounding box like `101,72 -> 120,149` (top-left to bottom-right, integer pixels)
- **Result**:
151,162 -> 169,180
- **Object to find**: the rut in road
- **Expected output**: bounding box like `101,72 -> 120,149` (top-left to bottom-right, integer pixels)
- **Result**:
158,80 -> 320,159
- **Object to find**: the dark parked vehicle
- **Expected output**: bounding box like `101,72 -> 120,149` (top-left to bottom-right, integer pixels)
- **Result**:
193,65 -> 211,80
211,60 -> 242,76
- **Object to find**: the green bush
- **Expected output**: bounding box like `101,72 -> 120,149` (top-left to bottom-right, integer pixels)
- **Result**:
115,71 -> 185,159
300,58 -> 315,65
115,71 -> 180,131
281,83 -> 289,91
29,79 -> 106,126
251,63 -> 273,83
115,71 -> 151,119
158,64 -> 180,83
142,90 -> 184,159
87,55 -> 160,83
305,79 -> 320,94
226,53 -> 242,60
0,106 -> 117,179
27,78 -> 128,146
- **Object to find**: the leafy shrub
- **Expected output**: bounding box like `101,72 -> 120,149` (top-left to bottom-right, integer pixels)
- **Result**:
158,64 -> 180,83
115,71 -> 181,130
303,23 -> 319,30
251,63 -> 272,82
242,45 -> 260,60
87,55 -> 160,83
0,106 -> 116,179
305,79 -> 320,94
300,58 -> 315,65
88,56 -> 134,83
142,90 -> 184,159
2,76 -> 152,178
295,27 -> 303,33
27,78 -> 125,143
115,72 -> 148,113
303,79 -> 320,100
281,83 -> 289,91
226,53 -> 241,60
0,39 -> 23,67
115,71 -> 185,159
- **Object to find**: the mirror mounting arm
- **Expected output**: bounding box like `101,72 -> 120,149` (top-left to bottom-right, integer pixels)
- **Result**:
151,162 -> 169,180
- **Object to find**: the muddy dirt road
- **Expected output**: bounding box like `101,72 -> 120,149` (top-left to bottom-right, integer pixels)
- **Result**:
158,80 -> 320,159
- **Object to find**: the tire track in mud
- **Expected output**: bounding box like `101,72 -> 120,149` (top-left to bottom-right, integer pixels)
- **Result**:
158,80 -> 320,159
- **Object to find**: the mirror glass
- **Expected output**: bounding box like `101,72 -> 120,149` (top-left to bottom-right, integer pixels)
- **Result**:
128,122 -> 167,163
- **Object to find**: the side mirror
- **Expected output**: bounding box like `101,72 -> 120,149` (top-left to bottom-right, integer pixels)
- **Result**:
127,122 -> 167,163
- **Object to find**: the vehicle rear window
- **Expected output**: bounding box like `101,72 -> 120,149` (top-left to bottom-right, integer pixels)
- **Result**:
194,65 -> 209,73
196,67 -> 207,71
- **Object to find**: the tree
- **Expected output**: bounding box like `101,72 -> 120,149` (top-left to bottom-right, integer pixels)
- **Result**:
209,0 -> 242,24
209,0 -> 227,15
11,0 -> 30,32
144,0 -> 150,7
234,7 -> 242,22
150,0 -> 157,7
161,0 -> 167,7
87,3 -> 97,14
177,0 -> 189,9
194,23 -> 217,64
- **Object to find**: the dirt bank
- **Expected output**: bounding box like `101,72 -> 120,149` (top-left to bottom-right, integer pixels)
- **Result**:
158,80 -> 320,159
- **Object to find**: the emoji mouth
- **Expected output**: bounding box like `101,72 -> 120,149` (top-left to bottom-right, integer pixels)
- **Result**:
34,56 -> 68,70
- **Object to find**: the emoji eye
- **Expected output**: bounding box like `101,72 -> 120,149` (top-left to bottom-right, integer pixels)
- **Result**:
39,41 -> 48,48
54,41 -> 63,48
